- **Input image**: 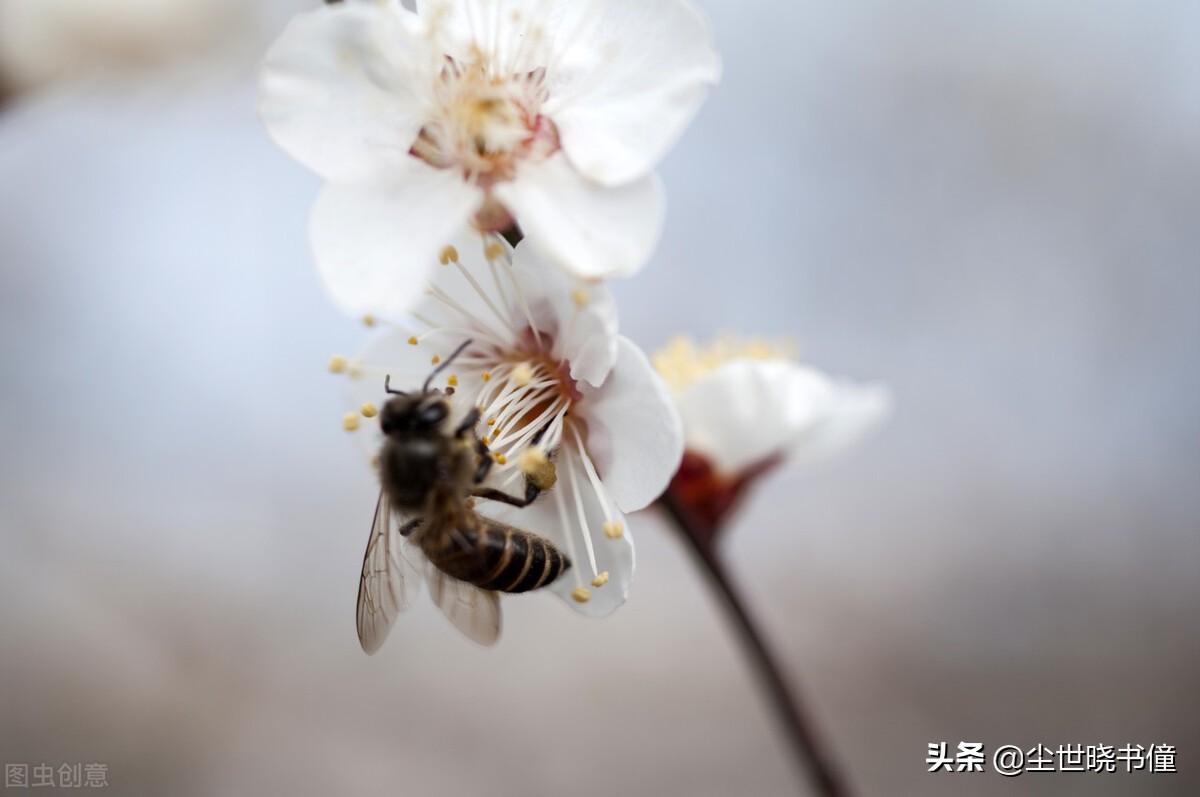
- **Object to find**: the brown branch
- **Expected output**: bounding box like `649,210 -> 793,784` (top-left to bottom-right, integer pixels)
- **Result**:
658,489 -> 854,797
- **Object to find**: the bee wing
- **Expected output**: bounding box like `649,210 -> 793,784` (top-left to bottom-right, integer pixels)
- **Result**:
357,491 -> 422,654
426,565 -> 501,647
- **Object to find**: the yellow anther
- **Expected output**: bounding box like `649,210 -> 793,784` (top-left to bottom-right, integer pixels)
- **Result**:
603,520 -> 624,539
591,571 -> 610,588
484,242 -> 505,261
360,402 -> 378,418
492,452 -> 508,465
517,447 -> 557,491
369,453 -> 380,468
328,355 -> 347,374
465,498 -> 476,509
651,333 -> 800,393
439,245 -> 459,265
362,314 -> 376,328
571,289 -> 588,308
486,417 -> 496,426
346,358 -> 365,379
511,362 -> 535,387
447,374 -> 458,387
482,372 -> 491,382
481,436 -> 491,446
342,412 -> 361,432
407,336 -> 419,345
571,587 -> 591,603
431,354 -> 441,365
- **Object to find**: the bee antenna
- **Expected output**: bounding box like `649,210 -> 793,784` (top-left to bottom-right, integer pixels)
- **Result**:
384,374 -> 407,396
423,339 -> 472,393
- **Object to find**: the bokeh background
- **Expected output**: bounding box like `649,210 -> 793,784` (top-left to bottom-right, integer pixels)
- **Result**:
1,0 -> 1197,794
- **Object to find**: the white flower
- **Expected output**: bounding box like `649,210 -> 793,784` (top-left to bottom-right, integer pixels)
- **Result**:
259,0 -> 720,315
336,231 -> 683,615
654,335 -> 892,478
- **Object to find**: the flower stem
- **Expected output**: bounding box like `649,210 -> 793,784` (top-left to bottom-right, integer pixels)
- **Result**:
658,492 -> 854,797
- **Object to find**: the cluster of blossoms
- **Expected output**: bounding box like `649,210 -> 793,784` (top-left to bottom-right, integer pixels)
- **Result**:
260,0 -> 887,634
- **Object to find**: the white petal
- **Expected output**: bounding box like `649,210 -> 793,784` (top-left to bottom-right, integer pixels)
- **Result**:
260,3 -> 433,182
675,360 -> 890,475
786,380 -> 893,470
579,336 -> 683,512
493,154 -> 664,279
545,0 -> 721,186
415,0 -> 563,71
509,242 -> 618,388
311,169 -> 483,316
483,441 -> 635,618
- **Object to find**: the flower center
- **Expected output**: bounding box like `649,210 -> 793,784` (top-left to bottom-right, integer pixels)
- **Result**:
652,333 -> 800,392
411,58 -> 559,196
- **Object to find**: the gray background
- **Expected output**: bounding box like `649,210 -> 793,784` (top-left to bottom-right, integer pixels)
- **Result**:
1,1 -> 1197,794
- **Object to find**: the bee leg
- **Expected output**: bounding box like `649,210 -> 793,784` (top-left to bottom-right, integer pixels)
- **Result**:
398,518 -> 423,537
474,442 -> 494,484
453,406 -> 482,438
469,485 -> 541,509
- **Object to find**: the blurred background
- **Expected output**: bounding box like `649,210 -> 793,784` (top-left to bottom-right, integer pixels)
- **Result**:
1,0 -> 1197,794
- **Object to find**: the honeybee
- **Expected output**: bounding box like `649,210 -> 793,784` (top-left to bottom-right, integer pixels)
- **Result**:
356,340 -> 570,651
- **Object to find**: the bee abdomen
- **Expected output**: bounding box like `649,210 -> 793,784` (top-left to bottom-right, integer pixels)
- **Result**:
427,524 -> 570,593
482,528 -> 571,593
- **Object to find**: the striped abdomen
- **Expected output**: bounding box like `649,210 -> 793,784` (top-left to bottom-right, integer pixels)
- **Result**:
422,516 -> 571,593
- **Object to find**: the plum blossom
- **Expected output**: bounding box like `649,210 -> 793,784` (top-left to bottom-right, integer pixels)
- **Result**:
333,231 -> 683,615
259,0 -> 720,316
653,334 -> 891,532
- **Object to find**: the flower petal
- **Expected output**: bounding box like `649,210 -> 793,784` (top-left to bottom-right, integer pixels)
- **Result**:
483,440 -> 635,618
260,2 -> 433,182
493,154 -> 664,279
579,336 -> 683,512
415,0 -> 562,71
786,379 -> 893,470
675,360 -> 890,475
311,170 -> 483,316
509,242 -> 618,388
545,0 -> 721,186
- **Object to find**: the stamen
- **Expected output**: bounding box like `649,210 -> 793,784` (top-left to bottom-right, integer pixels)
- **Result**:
451,254 -> 518,337
360,402 -> 378,418
591,571 -> 610,588
328,355 -> 347,374
407,336 -> 418,345
483,235 -> 512,317
447,374 -> 458,387
492,452 -> 508,465
571,587 -> 591,603
511,362 -> 535,386
439,245 -> 459,265
362,314 -> 376,328
482,372 -> 491,382
342,412 -> 360,432
552,478 -> 584,589
501,258 -> 544,348
518,446 -> 556,491
425,283 -> 508,343
346,358 -> 365,379
570,424 -> 619,532
431,354 -> 441,365
571,289 -> 588,308
566,453 -> 600,577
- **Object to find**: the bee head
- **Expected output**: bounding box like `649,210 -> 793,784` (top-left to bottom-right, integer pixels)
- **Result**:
380,392 -> 450,435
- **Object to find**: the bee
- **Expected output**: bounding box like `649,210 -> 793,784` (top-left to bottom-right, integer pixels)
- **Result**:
356,340 -> 569,651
